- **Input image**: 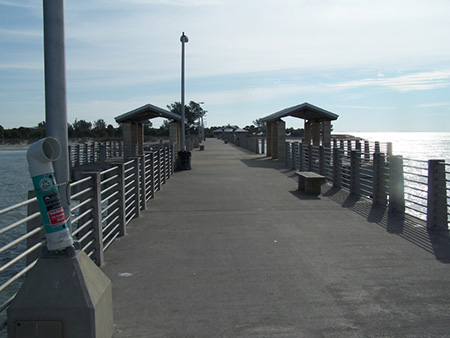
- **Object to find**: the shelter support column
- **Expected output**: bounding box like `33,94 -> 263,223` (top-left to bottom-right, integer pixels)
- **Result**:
123,122 -> 144,159
322,120 -> 331,146
169,121 -> 181,148
271,121 -> 278,159
277,120 -> 286,162
266,122 -> 272,157
312,121 -> 320,146
304,120 -> 311,145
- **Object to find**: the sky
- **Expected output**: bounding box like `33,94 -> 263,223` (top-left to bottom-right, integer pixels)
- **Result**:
1,0 -> 450,132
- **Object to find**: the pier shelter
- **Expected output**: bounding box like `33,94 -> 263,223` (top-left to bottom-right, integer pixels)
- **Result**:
115,104 -> 183,158
261,102 -> 338,161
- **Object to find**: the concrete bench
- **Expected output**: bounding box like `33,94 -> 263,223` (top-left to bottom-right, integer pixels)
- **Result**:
295,171 -> 325,195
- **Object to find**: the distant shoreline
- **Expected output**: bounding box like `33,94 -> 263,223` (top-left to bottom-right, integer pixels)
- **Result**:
0,144 -> 29,151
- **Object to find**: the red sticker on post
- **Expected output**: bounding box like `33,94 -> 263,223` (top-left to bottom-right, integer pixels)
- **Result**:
48,207 -> 66,227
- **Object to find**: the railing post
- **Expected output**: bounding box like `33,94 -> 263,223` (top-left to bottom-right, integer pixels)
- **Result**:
149,152 -> 155,199
285,142 -> 291,168
99,144 -> 106,164
427,160 -> 448,229
375,141 -> 380,153
293,142 -> 299,170
372,152 -> 387,206
319,146 -> 325,175
159,148 -> 166,185
84,143 -> 89,164
82,171 -> 105,266
364,140 -> 370,162
307,144 -> 313,171
333,148 -> 342,188
350,150 -> 361,195
26,191 -> 45,267
132,157 -> 141,218
299,143 -> 304,171
388,155 -> 405,214
165,145 -> 170,180
155,149 -> 161,192
139,155 -> 146,210
387,142 -> 393,162
91,142 -> 95,163
114,162 -> 127,236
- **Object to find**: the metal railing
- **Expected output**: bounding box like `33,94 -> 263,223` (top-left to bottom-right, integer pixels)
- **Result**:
0,142 -> 177,334
69,140 -> 123,168
283,141 -> 449,230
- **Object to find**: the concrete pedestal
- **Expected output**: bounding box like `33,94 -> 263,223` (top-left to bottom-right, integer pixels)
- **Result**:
8,251 -> 113,338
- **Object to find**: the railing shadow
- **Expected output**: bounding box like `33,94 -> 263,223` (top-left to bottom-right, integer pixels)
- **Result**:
238,152 -> 450,264
323,185 -> 450,264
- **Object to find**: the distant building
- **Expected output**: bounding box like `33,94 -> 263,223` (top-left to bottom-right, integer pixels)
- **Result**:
213,124 -> 248,145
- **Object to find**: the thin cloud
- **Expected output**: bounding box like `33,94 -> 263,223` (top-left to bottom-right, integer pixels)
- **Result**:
416,102 -> 450,108
0,1 -> 33,8
330,70 -> 450,92
331,105 -> 395,111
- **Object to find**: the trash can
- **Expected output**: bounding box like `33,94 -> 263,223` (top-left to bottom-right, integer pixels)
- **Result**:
178,150 -> 191,170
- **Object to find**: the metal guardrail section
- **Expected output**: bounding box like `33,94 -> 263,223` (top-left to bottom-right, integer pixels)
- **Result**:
69,141 -> 123,168
283,141 -> 449,230
0,143 -> 176,333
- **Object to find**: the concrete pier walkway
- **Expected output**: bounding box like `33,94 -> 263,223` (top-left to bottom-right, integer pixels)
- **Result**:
102,138 -> 450,338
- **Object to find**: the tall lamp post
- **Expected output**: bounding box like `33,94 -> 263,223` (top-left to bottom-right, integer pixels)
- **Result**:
198,101 -> 205,140
180,32 -> 189,151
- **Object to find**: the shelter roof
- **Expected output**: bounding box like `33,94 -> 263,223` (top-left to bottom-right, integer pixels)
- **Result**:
261,102 -> 338,123
115,104 -> 183,123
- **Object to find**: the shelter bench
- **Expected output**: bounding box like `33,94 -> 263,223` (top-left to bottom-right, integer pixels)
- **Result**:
295,171 -> 325,195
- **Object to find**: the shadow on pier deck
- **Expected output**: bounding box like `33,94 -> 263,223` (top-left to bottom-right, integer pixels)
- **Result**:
102,138 -> 450,338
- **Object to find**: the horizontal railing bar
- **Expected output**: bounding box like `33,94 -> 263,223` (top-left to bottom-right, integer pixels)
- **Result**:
100,166 -> 119,176
404,172 -> 428,179
405,198 -> 427,208
103,230 -> 120,252
70,197 -> 94,212
71,186 -> 94,200
102,209 -> 119,225
71,176 -> 92,188
102,199 -> 119,214
71,208 -> 93,225
0,226 -> 43,255
0,197 -> 37,216
81,238 -> 95,253
100,182 -> 119,197
125,211 -> 136,225
0,259 -> 38,294
72,218 -> 94,237
100,174 -> 119,186
405,204 -> 427,215
0,211 -> 40,236
103,216 -> 120,236
0,241 -> 44,273
404,158 -> 429,164
405,192 -> 427,201
77,228 -> 95,244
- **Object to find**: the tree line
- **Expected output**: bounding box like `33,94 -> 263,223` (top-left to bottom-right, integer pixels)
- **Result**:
1,102 -> 311,143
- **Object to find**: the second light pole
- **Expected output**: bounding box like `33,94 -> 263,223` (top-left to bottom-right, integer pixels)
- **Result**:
180,32 -> 189,151
178,32 -> 191,170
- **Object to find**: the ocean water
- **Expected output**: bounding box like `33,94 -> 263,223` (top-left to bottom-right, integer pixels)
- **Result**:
344,132 -> 450,160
